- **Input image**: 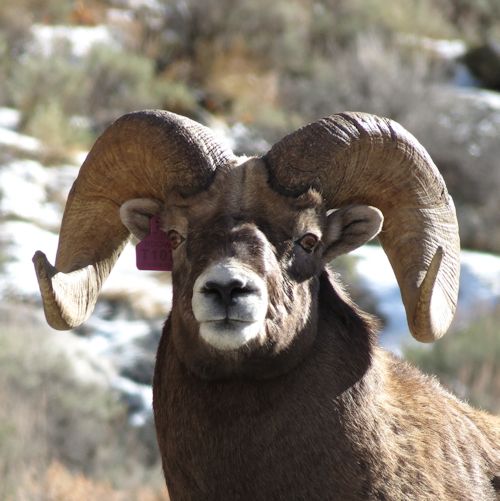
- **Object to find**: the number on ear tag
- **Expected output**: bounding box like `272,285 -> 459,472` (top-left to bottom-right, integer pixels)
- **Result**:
136,215 -> 173,271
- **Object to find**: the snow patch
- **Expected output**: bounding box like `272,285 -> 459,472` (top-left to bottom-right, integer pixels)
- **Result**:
0,160 -> 76,228
398,35 -> 466,60
351,246 -> 407,351
31,24 -> 117,58
0,221 -> 58,299
0,127 -> 42,153
417,37 -> 467,59
453,87 -> 500,110
114,0 -> 163,12
49,330 -> 117,387
208,118 -> 271,155
112,376 -> 153,426
0,108 -> 21,130
459,250 -> 500,306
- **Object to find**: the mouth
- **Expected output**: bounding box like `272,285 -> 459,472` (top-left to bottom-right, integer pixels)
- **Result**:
208,317 -> 250,326
198,317 -> 263,351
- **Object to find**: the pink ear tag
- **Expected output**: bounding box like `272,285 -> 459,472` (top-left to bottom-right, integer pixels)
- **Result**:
136,215 -> 173,271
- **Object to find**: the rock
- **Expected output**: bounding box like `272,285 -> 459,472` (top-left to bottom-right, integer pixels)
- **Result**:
462,41 -> 500,90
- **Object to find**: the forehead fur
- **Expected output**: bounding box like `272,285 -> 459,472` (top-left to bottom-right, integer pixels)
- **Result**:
165,158 -> 324,232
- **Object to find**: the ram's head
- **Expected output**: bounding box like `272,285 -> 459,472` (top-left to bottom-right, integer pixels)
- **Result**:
33,111 -> 460,379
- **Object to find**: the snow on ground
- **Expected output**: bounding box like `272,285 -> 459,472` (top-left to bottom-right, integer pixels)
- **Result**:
0,127 -> 42,154
208,117 -> 271,155
351,246 -> 406,350
0,161 -> 69,228
113,0 -> 164,13
0,107 -> 41,155
0,107 -> 21,129
453,87 -> 500,111
459,250 -> 500,310
0,221 -> 58,299
31,24 -> 117,57
352,245 -> 500,352
398,35 -> 467,60
112,376 -> 153,426
418,38 -> 467,59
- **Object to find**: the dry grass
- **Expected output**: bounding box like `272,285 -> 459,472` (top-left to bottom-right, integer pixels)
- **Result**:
10,461 -> 168,501
0,303 -> 166,499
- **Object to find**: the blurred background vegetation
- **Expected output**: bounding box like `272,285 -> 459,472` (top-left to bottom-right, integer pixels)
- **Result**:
0,0 -> 499,498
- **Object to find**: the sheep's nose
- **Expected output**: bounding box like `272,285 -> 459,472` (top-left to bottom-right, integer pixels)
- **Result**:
203,279 -> 249,307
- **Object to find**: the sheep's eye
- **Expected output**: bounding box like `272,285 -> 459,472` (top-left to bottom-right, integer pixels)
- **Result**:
168,230 -> 185,250
298,233 -> 319,253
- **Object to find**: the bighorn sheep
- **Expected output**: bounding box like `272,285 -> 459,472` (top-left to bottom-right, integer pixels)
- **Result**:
33,110 -> 499,500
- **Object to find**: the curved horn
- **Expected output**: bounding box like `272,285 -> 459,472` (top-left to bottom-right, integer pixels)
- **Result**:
264,112 -> 460,342
33,110 -> 236,330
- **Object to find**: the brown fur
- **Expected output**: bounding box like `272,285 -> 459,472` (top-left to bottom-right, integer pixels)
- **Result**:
151,160 -> 500,500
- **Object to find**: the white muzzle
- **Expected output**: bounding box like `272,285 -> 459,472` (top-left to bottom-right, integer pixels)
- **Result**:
192,260 -> 268,351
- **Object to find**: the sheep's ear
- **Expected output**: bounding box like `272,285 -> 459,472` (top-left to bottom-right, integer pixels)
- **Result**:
322,205 -> 383,262
120,198 -> 163,241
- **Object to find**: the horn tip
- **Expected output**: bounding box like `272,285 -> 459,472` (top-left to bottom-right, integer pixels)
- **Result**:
32,251 -> 73,331
33,250 -> 58,281
32,249 -> 46,266
410,245 -> 454,343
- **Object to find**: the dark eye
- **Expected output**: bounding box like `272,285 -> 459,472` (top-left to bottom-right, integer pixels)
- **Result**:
298,233 -> 319,253
167,230 -> 185,250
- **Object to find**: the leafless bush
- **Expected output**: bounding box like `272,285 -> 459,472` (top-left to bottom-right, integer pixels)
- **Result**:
280,34 -> 441,122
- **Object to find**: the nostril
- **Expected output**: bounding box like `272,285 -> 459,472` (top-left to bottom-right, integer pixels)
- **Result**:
203,279 -> 250,306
